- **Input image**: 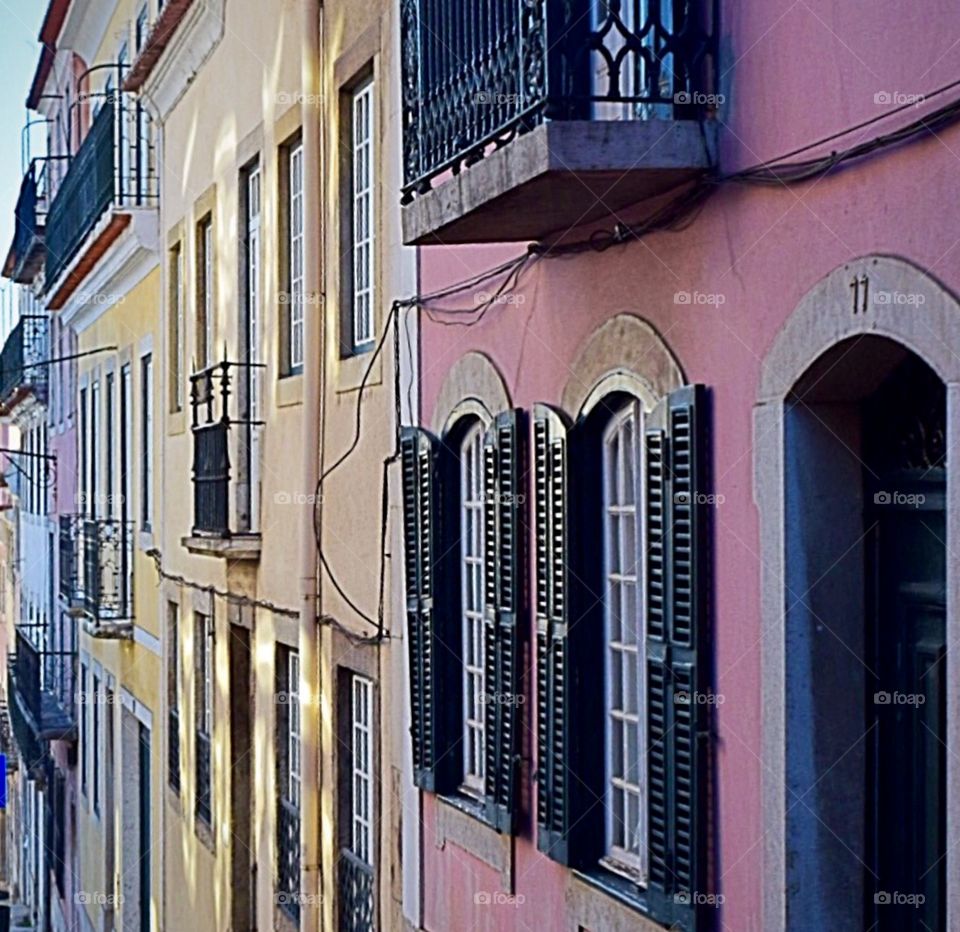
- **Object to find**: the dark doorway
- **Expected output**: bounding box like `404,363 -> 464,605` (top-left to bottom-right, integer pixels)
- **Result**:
783,338 -> 946,931
863,355 -> 946,931
229,624 -> 255,930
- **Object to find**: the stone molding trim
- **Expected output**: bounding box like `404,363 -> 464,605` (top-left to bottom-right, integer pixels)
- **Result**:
562,313 -> 685,418
432,352 -> 511,435
755,253 -> 960,930
434,797 -> 511,891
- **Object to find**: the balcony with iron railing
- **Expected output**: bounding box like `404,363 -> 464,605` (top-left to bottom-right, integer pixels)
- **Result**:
7,629 -> 76,778
338,848 -> 375,932
3,159 -> 53,284
59,512 -> 135,636
400,0 -> 719,243
0,314 -> 49,410
44,67 -> 157,305
186,360 -> 264,559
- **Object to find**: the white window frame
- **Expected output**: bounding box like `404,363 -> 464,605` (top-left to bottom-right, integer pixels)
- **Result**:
79,662 -> 88,799
288,143 -> 304,370
199,217 -> 214,369
460,422 -> 486,794
350,79 -> 374,349
198,613 -> 213,739
140,353 -> 153,530
287,651 -> 301,808
351,674 -> 374,864
92,672 -> 101,816
172,245 -> 184,410
601,400 -> 647,882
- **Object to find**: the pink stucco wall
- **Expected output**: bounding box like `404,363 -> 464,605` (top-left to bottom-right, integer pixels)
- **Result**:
414,4 -> 960,928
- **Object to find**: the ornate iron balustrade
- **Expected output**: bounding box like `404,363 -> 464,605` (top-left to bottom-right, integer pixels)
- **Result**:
45,74 -> 157,288
80,517 -> 134,622
8,629 -> 75,754
196,729 -> 212,824
168,708 -> 180,792
401,0 -> 718,200
338,847 -> 375,931
0,314 -> 48,405
189,360 -> 264,537
8,160 -> 49,284
277,796 -> 301,921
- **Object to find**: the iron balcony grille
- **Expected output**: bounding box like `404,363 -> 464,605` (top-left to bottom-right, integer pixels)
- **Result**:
7,668 -> 48,780
400,0 -> 718,200
0,314 -> 49,406
338,847 -> 375,932
8,629 -> 76,749
59,514 -> 81,605
277,796 -> 301,921
9,160 -> 49,284
45,76 -> 157,288
168,707 -> 180,792
190,360 -> 264,537
80,517 -> 135,622
196,729 -> 212,824
13,629 -> 42,726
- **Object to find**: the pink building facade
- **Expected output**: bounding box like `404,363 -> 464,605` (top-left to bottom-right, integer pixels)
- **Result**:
399,2 -> 960,930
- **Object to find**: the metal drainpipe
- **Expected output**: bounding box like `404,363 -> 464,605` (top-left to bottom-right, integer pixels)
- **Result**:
299,2 -> 324,931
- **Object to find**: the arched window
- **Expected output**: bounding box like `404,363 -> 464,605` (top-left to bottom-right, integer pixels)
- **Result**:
601,400 -> 646,880
459,421 -> 486,793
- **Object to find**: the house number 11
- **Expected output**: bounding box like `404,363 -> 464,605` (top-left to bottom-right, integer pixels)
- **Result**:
850,274 -> 869,314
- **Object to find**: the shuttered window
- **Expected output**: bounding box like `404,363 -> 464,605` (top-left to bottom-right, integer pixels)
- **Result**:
534,386 -> 709,927
401,412 -> 524,832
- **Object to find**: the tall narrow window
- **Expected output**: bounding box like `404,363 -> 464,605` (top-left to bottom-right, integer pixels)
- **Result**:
287,143 -> 304,371
140,354 -> 153,530
276,645 -> 301,918
120,364 -> 132,525
351,675 -> 374,864
167,602 -> 180,793
92,673 -> 101,816
460,422 -> 485,793
288,651 -> 301,808
197,217 -> 213,369
195,612 -> 213,824
169,245 -> 183,411
350,79 -> 374,350
105,373 -> 115,517
80,663 -> 88,797
90,381 -> 99,518
601,401 -> 646,881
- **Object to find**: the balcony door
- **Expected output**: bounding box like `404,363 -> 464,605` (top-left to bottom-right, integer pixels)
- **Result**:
241,164 -> 262,532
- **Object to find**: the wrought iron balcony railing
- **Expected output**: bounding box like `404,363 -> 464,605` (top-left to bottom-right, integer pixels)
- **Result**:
8,629 -> 76,753
45,73 -> 157,288
338,847 -> 375,932
401,0 -> 718,201
0,315 -> 48,407
60,515 -> 134,627
277,796 -> 301,921
189,360 -> 264,539
6,160 -> 50,284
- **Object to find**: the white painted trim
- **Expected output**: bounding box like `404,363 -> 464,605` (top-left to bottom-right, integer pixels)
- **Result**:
121,687 -> 154,729
134,624 -> 162,656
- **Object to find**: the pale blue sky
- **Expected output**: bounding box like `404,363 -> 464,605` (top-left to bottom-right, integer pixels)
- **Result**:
0,0 -> 48,318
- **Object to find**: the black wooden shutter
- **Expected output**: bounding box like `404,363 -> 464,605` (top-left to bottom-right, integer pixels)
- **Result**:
532,404 -> 574,862
482,410 -> 524,832
400,426 -> 444,791
645,385 -> 709,931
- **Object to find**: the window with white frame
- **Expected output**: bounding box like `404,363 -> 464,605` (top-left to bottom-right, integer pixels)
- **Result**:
195,611 -> 213,824
287,651 -> 301,808
601,400 -> 646,881
351,674 -> 374,864
350,79 -> 374,350
287,142 -> 304,371
92,672 -> 101,815
79,663 -> 88,798
140,353 -> 153,530
460,422 -> 486,793
170,245 -> 184,411
89,380 -> 99,517
197,217 -> 213,368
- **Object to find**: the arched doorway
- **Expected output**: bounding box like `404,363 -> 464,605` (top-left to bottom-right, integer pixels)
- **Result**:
783,336 -> 945,930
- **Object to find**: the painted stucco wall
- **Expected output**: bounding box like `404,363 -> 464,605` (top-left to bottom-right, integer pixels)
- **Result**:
413,3 -> 960,929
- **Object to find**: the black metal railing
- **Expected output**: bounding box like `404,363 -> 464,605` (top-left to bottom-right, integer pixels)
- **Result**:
45,74 -> 157,287
9,160 -> 48,283
168,707 -> 180,792
13,629 -> 42,725
338,847 -> 375,932
277,796 -> 301,921
190,360 -> 263,536
0,314 -> 48,404
8,667 -> 47,779
80,517 -> 134,621
59,514 -> 82,604
400,0 -> 718,199
196,729 -> 212,824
